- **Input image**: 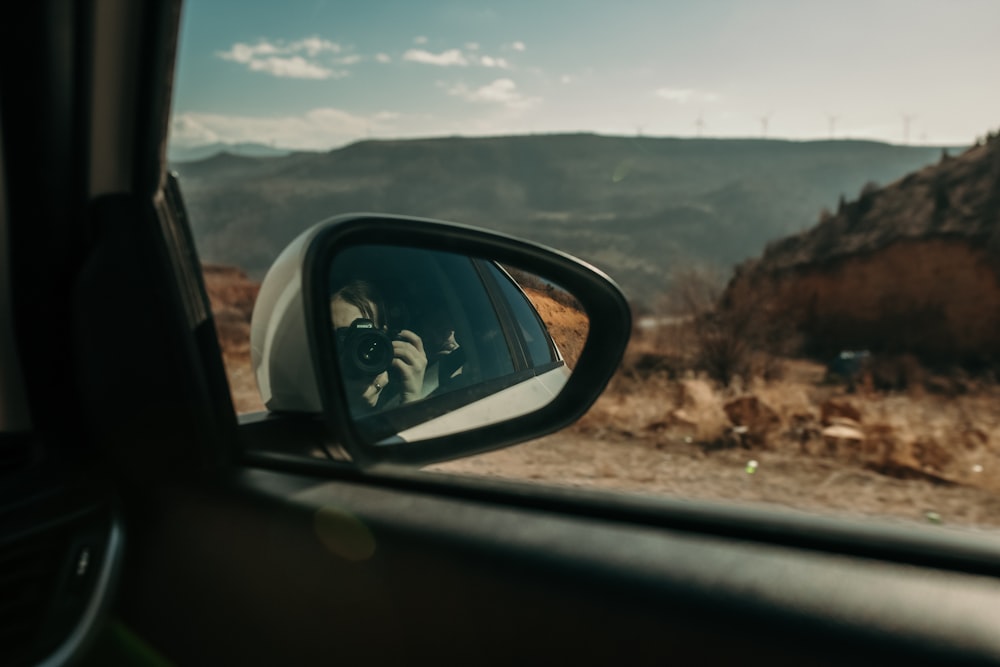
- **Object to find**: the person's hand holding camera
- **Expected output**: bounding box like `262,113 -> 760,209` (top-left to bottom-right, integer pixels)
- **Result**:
391,329 -> 427,404
335,318 -> 427,409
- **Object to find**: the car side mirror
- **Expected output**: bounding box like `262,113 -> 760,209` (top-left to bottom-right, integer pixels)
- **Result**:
249,214 -> 631,467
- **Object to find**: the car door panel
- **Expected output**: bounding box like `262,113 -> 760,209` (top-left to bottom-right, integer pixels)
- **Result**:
112,466 -> 1000,666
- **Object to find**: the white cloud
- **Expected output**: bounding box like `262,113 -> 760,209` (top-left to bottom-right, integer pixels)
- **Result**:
217,36 -> 352,79
560,75 -> 573,84
447,78 -> 537,110
654,87 -> 721,104
508,41 -> 526,51
170,115 -> 220,146
465,42 -> 480,51
414,35 -> 428,44
290,36 -> 341,56
170,108 -> 400,150
217,42 -> 278,64
479,55 -> 510,69
403,48 -> 469,66
375,53 -> 391,63
248,56 -> 342,79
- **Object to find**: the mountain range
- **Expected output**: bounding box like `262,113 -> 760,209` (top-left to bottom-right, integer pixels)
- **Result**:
171,133 -> 961,306
168,141 -> 293,163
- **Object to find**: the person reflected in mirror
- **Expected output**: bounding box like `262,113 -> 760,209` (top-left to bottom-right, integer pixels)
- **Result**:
417,304 -> 467,398
330,280 -> 427,414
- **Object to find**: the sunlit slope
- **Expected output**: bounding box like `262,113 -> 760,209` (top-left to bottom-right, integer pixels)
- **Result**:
729,134 -> 1000,365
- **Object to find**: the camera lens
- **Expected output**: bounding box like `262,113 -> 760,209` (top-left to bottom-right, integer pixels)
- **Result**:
337,319 -> 394,378
354,333 -> 391,372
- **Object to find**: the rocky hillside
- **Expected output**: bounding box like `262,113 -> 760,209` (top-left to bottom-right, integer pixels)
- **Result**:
728,132 -> 1000,366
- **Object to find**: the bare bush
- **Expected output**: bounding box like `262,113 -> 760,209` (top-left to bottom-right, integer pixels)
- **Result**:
659,266 -> 796,386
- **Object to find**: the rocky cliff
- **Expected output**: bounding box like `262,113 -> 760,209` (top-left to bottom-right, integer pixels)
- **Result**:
728,132 -> 1000,367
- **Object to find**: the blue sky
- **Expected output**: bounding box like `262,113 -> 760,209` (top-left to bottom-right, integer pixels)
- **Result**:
170,0 -> 1000,150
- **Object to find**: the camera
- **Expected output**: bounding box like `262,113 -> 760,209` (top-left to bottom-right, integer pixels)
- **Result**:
335,318 -> 395,379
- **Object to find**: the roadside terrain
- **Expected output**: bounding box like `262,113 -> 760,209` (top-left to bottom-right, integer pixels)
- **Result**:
433,348 -> 1000,529
198,130 -> 1000,530
205,261 -> 1000,529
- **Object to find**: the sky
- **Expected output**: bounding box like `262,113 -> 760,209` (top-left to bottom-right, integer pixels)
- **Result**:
170,0 -> 1000,151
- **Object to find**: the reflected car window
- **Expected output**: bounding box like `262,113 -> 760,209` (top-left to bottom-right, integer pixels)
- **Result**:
329,245 -> 517,414
484,263 -> 558,368
326,244 -> 578,444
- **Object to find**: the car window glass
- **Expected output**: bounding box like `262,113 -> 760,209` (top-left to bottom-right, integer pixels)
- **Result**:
485,264 -> 558,369
170,0 -> 1000,531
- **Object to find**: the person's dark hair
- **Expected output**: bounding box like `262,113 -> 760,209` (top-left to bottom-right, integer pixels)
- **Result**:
332,279 -> 385,328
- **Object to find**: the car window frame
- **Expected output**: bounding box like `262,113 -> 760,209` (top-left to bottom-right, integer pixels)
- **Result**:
153,0 -> 1000,594
475,260 -> 561,369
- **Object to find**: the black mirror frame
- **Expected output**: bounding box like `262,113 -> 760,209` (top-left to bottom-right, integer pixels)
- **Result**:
303,214 -> 632,467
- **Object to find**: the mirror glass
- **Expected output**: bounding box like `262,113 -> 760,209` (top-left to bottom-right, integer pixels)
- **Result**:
328,244 -> 589,445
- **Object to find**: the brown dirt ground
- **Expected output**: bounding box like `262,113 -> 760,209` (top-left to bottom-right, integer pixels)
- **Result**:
210,265 -> 1000,530
430,398 -> 1000,529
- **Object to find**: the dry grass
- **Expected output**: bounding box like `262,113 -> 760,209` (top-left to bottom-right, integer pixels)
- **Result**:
577,326 -> 1000,493
438,330 -> 1000,527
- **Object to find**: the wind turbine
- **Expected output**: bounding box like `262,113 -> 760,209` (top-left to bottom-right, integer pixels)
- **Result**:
901,113 -> 916,144
759,112 -> 773,138
826,113 -> 840,139
695,111 -> 705,137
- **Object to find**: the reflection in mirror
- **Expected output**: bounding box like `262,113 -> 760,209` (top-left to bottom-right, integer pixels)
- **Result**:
328,245 -> 590,445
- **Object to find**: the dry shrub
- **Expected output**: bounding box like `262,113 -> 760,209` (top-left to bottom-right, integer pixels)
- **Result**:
659,266 -> 797,386
851,389 -> 1000,490
723,395 -> 781,448
863,354 -> 927,392
848,354 -> 989,398
615,327 -> 692,384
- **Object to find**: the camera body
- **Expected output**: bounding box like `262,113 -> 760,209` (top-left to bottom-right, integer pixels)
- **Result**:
335,318 -> 396,379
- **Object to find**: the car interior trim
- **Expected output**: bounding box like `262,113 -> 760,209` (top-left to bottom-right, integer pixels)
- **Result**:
0,105 -> 31,432
238,453 -> 1000,580
89,0 -> 140,197
223,468 -> 1000,664
39,510 -> 124,667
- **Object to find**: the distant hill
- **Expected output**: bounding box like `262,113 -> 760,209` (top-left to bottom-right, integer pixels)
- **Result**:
728,133 -> 1000,366
169,141 -> 297,163
171,133 -> 963,306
